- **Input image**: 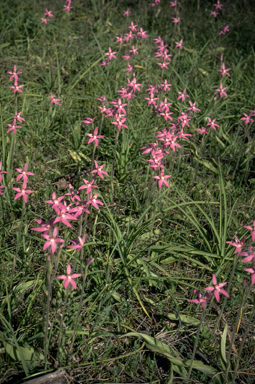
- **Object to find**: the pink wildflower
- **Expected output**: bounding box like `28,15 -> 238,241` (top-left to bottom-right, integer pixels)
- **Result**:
57,264 -> 81,289
204,274 -> 229,302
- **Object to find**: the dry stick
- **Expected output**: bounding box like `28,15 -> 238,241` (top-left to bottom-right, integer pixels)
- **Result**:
11,198 -> 26,289
232,297 -> 255,384
225,283 -> 252,381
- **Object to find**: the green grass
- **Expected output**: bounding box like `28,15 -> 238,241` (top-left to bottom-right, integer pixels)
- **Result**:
0,0 -> 255,383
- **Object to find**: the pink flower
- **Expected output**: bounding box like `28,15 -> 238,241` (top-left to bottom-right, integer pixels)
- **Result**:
207,117 -> 219,130
153,170 -> 172,188
86,127 -> 104,147
87,193 -> 103,209
81,116 -> 97,125
126,64 -> 134,73
175,39 -> 183,49
45,9 -> 54,17
65,184 -> 80,202
215,83 -> 228,98
169,1 -> 177,6
31,218 -> 55,234
123,8 -> 130,17
188,101 -> 200,113
41,18 -> 48,24
188,290 -> 212,308
57,264 -> 81,289
12,182 -> 34,203
244,221 -> 255,242
160,79 -> 172,92
137,28 -> 148,39
13,111 -> 25,122
204,274 -> 229,302
54,203 -> 77,228
116,34 -> 124,45
7,119 -> 22,134
48,94 -> 62,105
195,126 -> 209,135
240,245 -> 255,263
240,113 -> 254,125
226,236 -> 245,253
15,163 -> 34,184
214,0 -> 223,10
157,61 -> 169,69
218,63 -> 231,77
91,160 -> 109,179
45,192 -> 65,212
63,4 -> 72,12
172,17 -> 180,23
67,235 -> 86,253
210,10 -> 218,17
9,79 -> 24,94
129,21 -> 137,31
79,178 -> 99,194
105,47 -> 117,61
177,88 -> 189,102
7,65 -> 22,82
243,268 -> 255,285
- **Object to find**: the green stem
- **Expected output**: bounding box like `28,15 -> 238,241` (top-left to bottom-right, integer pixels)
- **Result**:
11,197 -> 26,289
187,298 -> 214,380
232,292 -> 255,383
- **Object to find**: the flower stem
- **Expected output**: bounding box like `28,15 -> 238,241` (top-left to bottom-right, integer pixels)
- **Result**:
187,298 -> 214,381
10,198 -> 26,289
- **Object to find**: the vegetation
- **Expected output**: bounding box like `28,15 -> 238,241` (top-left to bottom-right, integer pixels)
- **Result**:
0,0 -> 255,382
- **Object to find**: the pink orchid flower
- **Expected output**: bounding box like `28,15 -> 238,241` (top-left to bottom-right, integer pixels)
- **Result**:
13,111 -> 25,122
153,170 -> 172,188
12,182 -> 34,203
0,162 -> 8,183
226,236 -> 245,253
15,163 -> 34,184
9,78 -> 24,94
7,119 -> 22,134
67,235 -> 86,253
7,65 -> 22,82
48,94 -> 62,105
42,227 -> 65,254
188,289 -> 212,308
105,47 -> 117,61
87,193 -> 103,210
57,264 -> 81,289
215,83 -> 228,98
91,160 -> 109,179
204,274 -> 229,302
86,127 -> 104,147
177,88 -> 189,102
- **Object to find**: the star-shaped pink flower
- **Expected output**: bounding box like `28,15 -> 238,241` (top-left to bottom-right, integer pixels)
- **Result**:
48,94 -> 62,105
204,274 -> 229,302
7,65 -> 22,82
188,289 -> 212,308
244,268 -> 255,285
9,79 -> 24,94
244,221 -> 255,242
91,160 -> 109,179
86,127 -> 104,147
153,170 -> 172,188
67,235 -> 86,253
15,163 -> 34,184
12,182 -> 34,203
105,47 -> 117,61
57,264 -> 81,289
177,88 -> 189,102
215,83 -> 228,98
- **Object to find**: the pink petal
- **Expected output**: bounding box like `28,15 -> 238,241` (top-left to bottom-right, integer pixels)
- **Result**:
67,264 -> 71,275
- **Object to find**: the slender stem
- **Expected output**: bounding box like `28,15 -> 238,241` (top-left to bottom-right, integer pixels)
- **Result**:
232,292 -> 255,383
70,252 -> 88,351
44,245 -> 62,368
212,254 -> 239,336
56,285 -> 69,362
225,283 -> 252,380
187,298 -> 214,381
11,198 -> 26,289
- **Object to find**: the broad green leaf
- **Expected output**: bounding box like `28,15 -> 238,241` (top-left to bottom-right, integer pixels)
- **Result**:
220,324 -> 228,368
